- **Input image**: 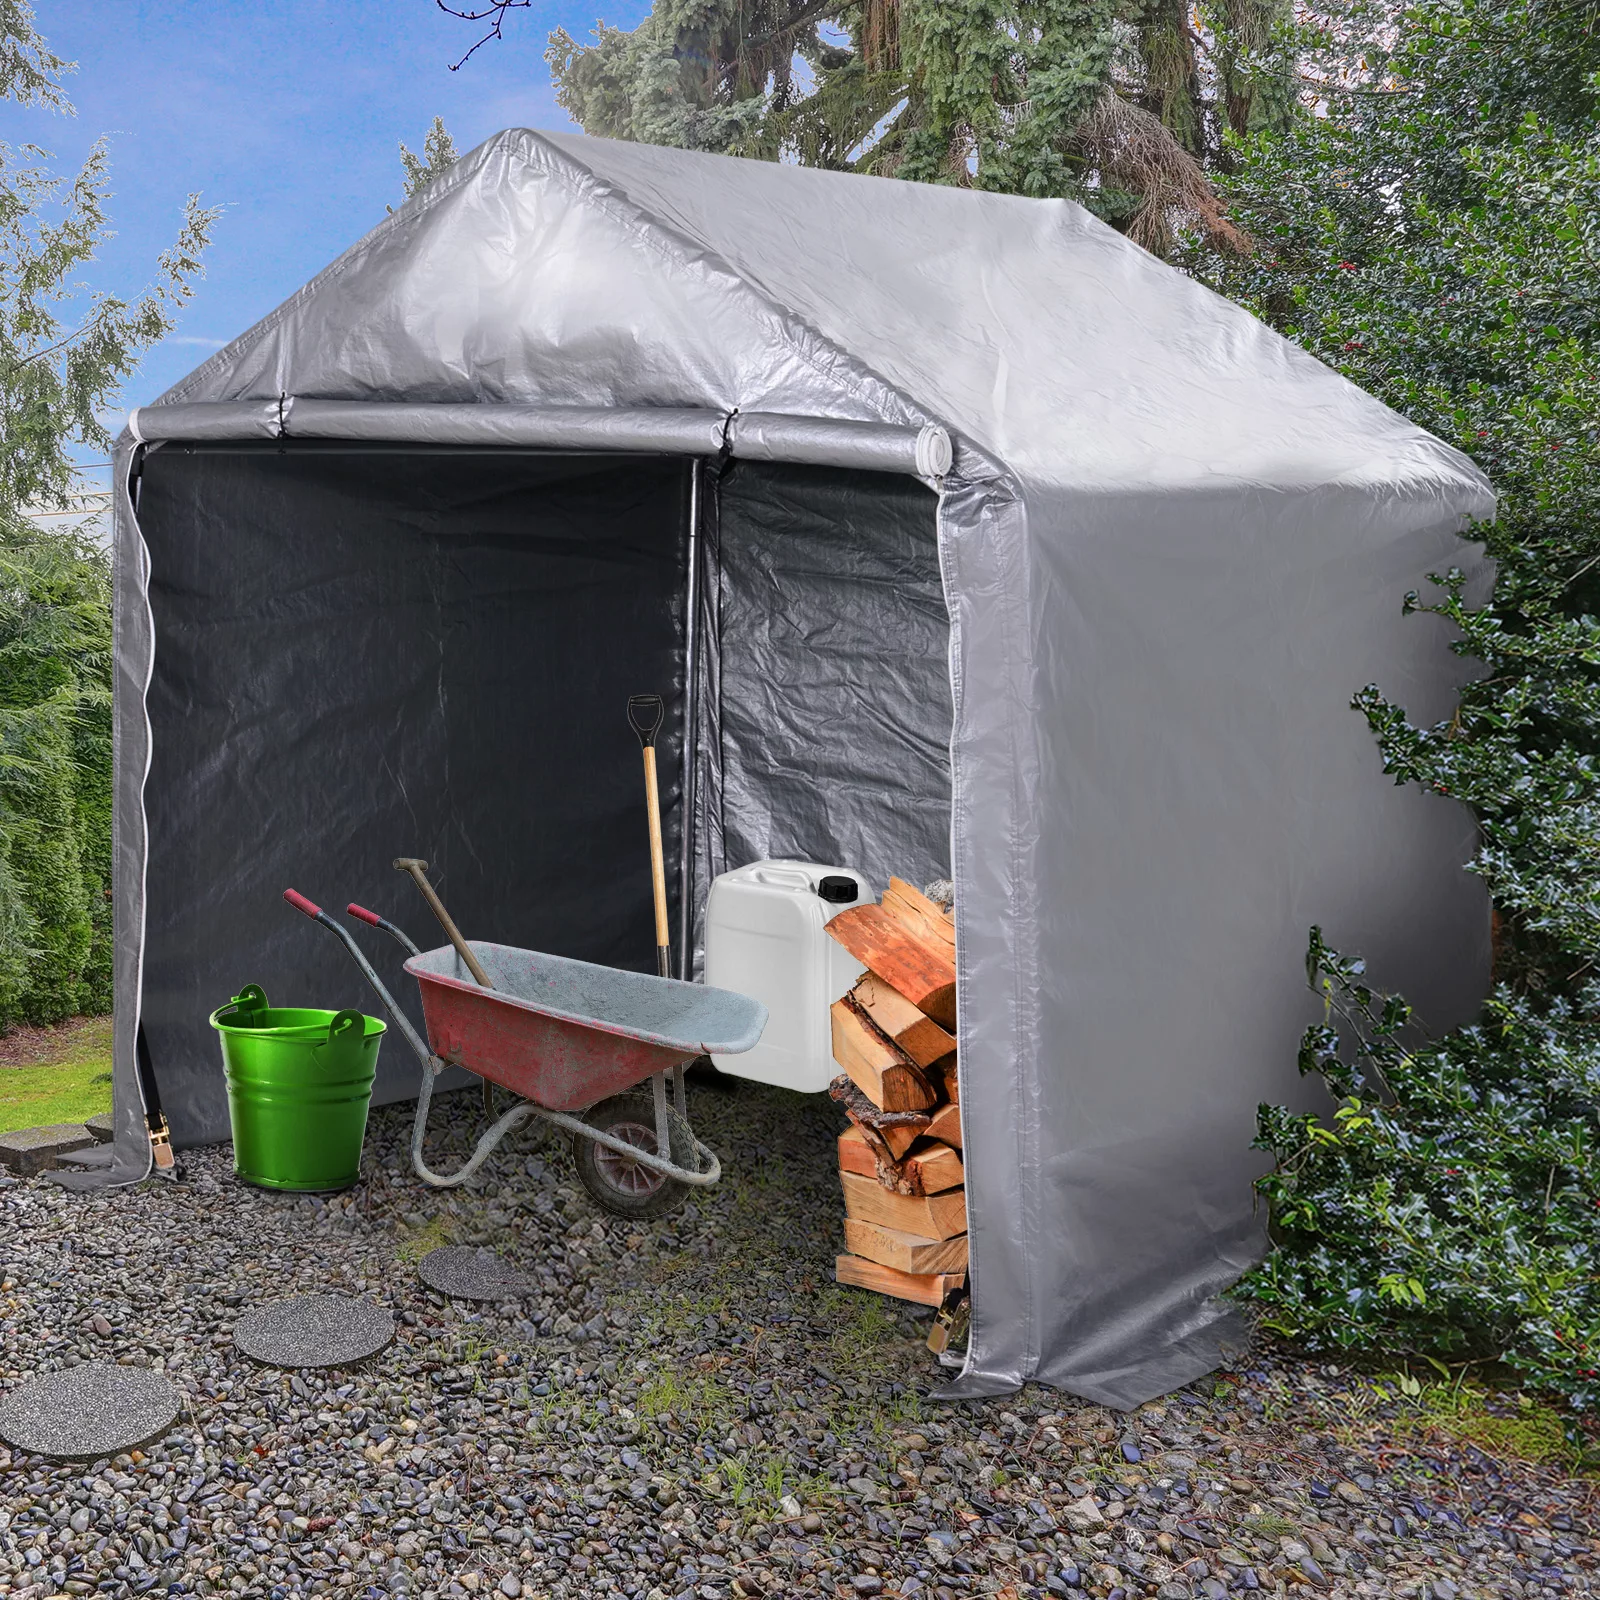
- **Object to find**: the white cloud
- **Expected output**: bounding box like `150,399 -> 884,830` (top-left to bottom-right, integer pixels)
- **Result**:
169,335 -> 229,348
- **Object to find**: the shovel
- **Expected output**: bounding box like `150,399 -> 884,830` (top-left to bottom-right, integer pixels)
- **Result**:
627,693 -> 672,980
393,857 -> 496,1114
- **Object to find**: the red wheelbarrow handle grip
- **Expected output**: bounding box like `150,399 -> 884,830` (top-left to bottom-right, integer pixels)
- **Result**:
283,888 -> 322,918
346,902 -> 383,927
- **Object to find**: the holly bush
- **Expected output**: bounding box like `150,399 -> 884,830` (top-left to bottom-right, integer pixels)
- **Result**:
1250,932 -> 1600,1407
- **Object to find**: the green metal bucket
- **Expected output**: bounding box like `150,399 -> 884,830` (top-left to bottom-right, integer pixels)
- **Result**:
210,984 -> 385,1191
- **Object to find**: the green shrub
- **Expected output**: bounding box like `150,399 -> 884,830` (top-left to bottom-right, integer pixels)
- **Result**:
1194,1 -> 1600,1403
1249,931 -> 1600,1407
0,528 -> 113,1026
72,686 -> 114,1016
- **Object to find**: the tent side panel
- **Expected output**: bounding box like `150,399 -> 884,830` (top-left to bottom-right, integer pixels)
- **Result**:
708,462 -> 952,898
137,444 -> 689,1146
965,481 -> 1489,1407
933,477 -> 1042,1400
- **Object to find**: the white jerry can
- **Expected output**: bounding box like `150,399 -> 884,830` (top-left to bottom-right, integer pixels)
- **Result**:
704,859 -> 867,1092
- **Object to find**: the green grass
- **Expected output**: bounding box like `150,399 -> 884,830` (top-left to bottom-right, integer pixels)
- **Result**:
1384,1378 -> 1580,1469
0,1015 -> 112,1134
396,1212 -> 456,1264
1313,1367 -> 1595,1474
636,1367 -> 735,1426
1239,1512 -> 1300,1540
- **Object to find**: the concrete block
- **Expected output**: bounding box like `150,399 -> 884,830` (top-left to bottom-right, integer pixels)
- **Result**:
0,1123 -> 95,1177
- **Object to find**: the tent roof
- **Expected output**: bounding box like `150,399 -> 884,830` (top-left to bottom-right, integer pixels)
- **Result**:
116,126 -> 1498,1408
157,127 -> 1491,511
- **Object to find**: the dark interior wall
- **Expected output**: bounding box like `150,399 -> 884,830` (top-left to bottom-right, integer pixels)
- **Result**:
139,444 -> 689,1146
700,462 -> 951,908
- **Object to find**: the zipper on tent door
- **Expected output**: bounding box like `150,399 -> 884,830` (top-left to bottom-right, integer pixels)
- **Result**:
677,457 -> 704,981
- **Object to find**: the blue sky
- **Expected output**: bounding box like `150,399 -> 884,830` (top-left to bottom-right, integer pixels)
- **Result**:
6,0 -> 649,419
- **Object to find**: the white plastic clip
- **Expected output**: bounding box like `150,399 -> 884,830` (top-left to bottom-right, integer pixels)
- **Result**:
915,424 -> 953,480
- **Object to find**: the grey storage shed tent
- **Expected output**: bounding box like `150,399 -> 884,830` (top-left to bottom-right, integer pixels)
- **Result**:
93,128 -> 1495,1409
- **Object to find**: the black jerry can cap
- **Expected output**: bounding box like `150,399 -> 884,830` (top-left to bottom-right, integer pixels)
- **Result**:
817,875 -> 860,904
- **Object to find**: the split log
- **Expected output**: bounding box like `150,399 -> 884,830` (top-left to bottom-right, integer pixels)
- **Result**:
839,1124 -> 920,1196
843,1216 -> 969,1275
838,1126 -> 963,1197
902,1138 -> 964,1195
881,877 -> 957,956
926,1051 -> 959,1104
828,1075 -> 930,1160
841,1170 -> 967,1240
837,1125 -> 881,1181
926,1101 -> 962,1149
825,903 -> 956,1028
851,973 -> 956,1068
834,1254 -> 965,1308
831,998 -> 935,1112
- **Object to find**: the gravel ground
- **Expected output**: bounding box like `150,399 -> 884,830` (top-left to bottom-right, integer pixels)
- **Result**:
0,1079 -> 1595,1600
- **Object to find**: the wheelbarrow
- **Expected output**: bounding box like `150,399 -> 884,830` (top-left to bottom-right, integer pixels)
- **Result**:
282,889 -> 767,1217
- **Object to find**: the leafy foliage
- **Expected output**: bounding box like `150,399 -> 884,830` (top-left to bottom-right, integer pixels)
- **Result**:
1194,0 -> 1600,1402
1251,932 -> 1600,1405
0,526 -> 108,1019
394,116 -> 460,208
0,2 -> 214,1027
538,0 -> 1281,250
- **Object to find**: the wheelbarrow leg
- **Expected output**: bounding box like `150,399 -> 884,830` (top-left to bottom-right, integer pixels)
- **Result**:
410,1048 -> 536,1189
651,1070 -> 671,1158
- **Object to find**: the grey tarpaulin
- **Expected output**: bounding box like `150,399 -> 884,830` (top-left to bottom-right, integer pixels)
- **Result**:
703,462 -> 953,907
98,127 -> 1494,1409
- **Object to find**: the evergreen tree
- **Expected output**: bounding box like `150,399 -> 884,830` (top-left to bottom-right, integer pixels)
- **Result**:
0,1 -> 214,1026
536,0 -> 1278,251
395,116 -> 460,206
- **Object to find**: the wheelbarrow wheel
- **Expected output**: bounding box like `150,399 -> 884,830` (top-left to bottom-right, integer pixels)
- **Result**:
571,1091 -> 697,1220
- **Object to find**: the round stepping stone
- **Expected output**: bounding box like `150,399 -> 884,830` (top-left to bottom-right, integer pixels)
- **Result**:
417,1245 -> 537,1301
233,1294 -> 394,1369
0,1363 -> 180,1460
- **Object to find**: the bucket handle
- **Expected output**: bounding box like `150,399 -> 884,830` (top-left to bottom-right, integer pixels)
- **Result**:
316,1009 -> 367,1053
215,983 -> 270,1022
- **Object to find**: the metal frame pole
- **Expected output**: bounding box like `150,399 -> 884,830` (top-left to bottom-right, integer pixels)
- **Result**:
677,458 -> 703,981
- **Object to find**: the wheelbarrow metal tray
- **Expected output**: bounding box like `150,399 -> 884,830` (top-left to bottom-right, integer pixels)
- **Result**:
404,942 -> 767,1114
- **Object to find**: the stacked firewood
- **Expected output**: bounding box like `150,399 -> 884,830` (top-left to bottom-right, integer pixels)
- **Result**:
825,878 -> 965,1307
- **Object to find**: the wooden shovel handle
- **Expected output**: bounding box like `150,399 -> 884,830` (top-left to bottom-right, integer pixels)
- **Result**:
393,858 -> 493,989
629,694 -> 672,979
642,746 -> 671,965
